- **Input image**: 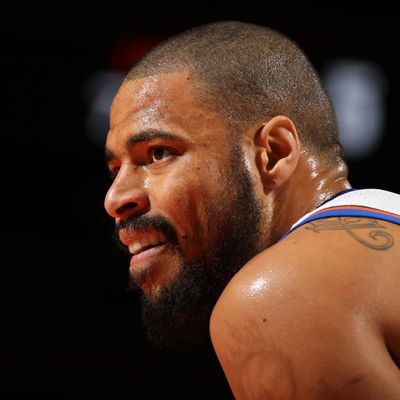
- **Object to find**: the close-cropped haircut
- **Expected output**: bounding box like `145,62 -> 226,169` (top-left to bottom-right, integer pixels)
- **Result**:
126,21 -> 344,163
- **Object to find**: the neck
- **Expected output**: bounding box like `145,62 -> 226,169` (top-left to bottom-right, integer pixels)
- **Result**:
271,153 -> 351,241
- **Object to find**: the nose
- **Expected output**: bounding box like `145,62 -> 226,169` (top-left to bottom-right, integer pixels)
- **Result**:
104,165 -> 150,220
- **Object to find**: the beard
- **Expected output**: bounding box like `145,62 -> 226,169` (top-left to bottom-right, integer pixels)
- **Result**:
114,142 -> 268,348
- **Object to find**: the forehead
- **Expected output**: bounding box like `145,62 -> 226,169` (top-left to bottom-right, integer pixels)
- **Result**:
108,70 -> 227,146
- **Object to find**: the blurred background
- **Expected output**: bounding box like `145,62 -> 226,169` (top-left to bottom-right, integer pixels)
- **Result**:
1,4 -> 400,399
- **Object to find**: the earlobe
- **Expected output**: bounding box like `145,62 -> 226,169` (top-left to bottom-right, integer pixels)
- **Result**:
256,116 -> 300,190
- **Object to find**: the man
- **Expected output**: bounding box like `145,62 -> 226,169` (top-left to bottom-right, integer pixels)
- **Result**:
104,21 -> 400,399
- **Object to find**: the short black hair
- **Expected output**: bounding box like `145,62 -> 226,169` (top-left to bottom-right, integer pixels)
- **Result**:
127,20 -> 343,162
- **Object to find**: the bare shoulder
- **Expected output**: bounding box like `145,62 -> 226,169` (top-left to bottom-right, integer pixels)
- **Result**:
210,217 -> 400,399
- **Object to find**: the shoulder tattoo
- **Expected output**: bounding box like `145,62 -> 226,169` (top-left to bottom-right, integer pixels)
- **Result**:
305,217 -> 394,251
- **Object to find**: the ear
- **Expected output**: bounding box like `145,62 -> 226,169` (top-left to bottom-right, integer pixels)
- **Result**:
255,115 -> 300,190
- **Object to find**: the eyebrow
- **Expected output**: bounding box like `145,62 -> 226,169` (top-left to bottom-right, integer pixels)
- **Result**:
104,129 -> 186,164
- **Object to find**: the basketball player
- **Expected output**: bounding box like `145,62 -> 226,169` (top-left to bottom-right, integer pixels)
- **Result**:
104,21 -> 400,398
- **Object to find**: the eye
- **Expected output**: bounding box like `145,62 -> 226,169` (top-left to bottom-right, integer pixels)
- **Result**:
150,147 -> 172,163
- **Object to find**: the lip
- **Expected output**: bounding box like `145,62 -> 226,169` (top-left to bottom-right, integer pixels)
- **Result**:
129,243 -> 169,271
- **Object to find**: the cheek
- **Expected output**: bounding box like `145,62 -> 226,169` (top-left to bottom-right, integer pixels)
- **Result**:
149,167 -> 222,246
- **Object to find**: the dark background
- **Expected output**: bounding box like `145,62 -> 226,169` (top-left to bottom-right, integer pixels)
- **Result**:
1,4 -> 400,399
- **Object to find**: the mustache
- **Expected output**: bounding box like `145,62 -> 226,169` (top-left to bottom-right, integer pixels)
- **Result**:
113,213 -> 178,249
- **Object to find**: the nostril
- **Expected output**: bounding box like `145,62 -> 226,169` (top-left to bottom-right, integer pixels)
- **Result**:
116,202 -> 137,216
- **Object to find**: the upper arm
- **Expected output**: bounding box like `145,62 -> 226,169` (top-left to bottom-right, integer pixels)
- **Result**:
210,222 -> 400,399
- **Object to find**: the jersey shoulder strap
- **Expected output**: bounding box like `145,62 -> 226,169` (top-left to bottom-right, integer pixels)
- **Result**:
280,189 -> 400,241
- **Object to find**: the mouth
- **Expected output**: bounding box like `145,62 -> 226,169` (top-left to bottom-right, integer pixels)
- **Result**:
128,232 -> 169,256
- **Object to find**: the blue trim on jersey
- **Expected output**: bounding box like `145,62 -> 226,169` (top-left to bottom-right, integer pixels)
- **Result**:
280,208 -> 400,241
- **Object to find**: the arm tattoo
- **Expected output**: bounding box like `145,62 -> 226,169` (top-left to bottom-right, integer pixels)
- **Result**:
305,217 -> 394,251
224,324 -> 296,399
240,349 -> 296,400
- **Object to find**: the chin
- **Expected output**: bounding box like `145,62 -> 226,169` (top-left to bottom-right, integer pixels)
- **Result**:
140,280 -> 169,300
131,261 -> 182,298
137,261 -> 216,349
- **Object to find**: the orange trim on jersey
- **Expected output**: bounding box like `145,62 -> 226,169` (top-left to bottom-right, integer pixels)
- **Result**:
310,205 -> 400,218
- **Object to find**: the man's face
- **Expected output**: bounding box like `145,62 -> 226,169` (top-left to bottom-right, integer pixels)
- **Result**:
104,71 -> 267,347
